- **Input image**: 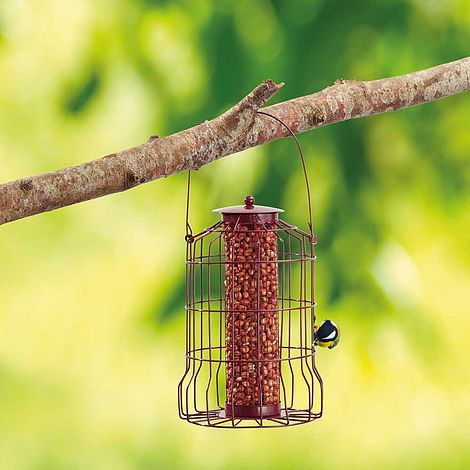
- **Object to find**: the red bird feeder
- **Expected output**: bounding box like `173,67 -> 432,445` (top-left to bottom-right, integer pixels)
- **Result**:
178,113 -> 324,428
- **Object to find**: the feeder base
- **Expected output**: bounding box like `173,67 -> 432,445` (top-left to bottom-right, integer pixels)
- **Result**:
224,402 -> 281,419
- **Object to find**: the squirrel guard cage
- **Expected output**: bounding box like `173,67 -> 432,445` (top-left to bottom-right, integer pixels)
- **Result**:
178,112 -> 337,428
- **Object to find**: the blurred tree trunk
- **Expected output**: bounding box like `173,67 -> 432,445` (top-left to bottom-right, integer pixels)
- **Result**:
0,57 -> 469,225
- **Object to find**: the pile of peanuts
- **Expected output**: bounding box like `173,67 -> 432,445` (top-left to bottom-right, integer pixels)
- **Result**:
224,223 -> 280,407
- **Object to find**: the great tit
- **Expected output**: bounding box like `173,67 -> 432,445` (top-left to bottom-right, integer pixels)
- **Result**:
314,320 -> 340,349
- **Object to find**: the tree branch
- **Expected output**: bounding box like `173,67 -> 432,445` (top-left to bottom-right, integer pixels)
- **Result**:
1,57 -> 469,225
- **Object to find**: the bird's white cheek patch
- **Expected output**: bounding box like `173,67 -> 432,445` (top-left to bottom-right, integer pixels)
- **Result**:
324,331 -> 336,340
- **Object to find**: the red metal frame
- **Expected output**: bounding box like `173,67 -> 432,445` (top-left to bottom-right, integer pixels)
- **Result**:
178,216 -> 323,428
179,110 -> 322,428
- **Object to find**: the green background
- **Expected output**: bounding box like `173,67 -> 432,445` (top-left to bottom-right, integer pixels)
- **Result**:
1,0 -> 469,468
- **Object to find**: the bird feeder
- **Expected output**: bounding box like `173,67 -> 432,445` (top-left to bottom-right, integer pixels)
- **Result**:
178,112 -> 326,428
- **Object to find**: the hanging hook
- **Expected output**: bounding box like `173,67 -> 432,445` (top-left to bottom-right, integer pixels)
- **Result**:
256,110 -> 314,236
184,112 -> 315,242
185,170 -> 194,243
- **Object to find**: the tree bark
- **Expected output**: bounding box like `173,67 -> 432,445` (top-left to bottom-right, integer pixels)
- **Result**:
1,57 -> 469,226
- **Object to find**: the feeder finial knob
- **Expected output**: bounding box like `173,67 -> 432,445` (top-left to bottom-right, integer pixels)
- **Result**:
244,195 -> 255,209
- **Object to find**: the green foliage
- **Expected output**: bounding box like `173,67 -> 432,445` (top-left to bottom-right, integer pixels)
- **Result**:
63,66 -> 101,115
0,0 -> 469,468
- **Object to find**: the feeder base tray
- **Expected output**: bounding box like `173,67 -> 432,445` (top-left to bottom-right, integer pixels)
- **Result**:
224,403 -> 281,419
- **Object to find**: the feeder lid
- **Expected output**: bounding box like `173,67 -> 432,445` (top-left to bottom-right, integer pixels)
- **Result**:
213,195 -> 284,214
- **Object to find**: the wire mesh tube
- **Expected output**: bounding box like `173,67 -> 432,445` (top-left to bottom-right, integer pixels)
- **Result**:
224,222 -> 281,418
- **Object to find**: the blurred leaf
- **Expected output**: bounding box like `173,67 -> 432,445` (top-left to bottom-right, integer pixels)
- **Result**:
62,66 -> 101,115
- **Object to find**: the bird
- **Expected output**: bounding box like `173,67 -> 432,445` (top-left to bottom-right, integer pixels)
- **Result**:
314,320 -> 340,349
